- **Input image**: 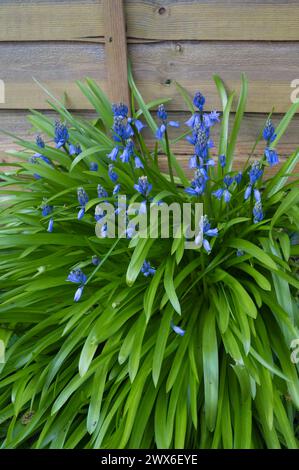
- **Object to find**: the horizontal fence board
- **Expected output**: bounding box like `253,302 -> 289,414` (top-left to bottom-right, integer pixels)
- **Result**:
1,0 -> 299,42
0,42 -> 298,113
1,110 -> 298,177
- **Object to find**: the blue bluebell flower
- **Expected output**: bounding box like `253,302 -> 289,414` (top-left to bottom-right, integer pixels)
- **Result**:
203,110 -> 220,128
234,171 -> 242,184
193,91 -> 205,111
113,184 -> 121,195
92,255 -> 100,266
97,184 -> 108,199
108,164 -> 118,182
195,215 -> 218,254
47,218 -> 54,233
185,169 -> 207,196
171,321 -> 185,336
265,148 -> 279,167
67,268 -> 87,284
69,144 -> 82,156
128,117 -> 146,133
89,161 -> 98,171
112,103 -> 129,118
41,204 -> 53,217
112,116 -> 134,141
185,113 -> 201,129
120,139 -> 134,163
134,156 -> 144,169
253,201 -> 264,224
236,249 -> 245,257
249,161 -> 263,185
141,260 -> 156,277
244,186 -> 261,202
244,161 -> 263,201
30,136 -> 52,178
107,147 -> 119,161
41,203 -> 54,232
263,118 -> 276,143
74,285 -> 84,302
212,176 -> 232,203
54,121 -> 69,148
77,187 -> 89,220
187,123 -> 214,161
219,154 -> 226,168
36,135 -> 45,148
134,176 -> 152,198
155,104 -> 179,140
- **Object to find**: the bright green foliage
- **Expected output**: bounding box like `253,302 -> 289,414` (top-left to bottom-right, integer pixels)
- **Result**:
0,74 -> 298,449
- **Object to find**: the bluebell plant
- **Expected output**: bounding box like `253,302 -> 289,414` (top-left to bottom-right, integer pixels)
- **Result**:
0,75 -> 298,451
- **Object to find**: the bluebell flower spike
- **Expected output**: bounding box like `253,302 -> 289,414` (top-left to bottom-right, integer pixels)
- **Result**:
54,121 -> 69,149
134,176 -> 152,198
108,164 -> 118,182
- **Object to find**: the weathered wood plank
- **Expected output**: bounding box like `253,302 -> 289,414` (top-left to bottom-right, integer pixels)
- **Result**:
1,0 -> 299,42
1,110 -> 298,178
0,43 -> 107,110
103,0 -> 130,106
0,42 -> 298,112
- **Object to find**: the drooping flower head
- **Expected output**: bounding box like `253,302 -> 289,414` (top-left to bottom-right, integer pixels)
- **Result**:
89,162 -> 98,171
171,321 -> 186,336
112,103 -> 129,119
36,135 -> 45,149
41,203 -> 54,232
219,154 -> 226,168
97,184 -> 108,199
234,171 -> 242,184
67,268 -> 87,302
244,161 -> 263,201
108,164 -> 118,182
29,136 -> 52,178
134,176 -> 152,198
185,169 -> 207,196
69,144 -> 82,156
112,116 -> 134,142
92,255 -> 100,266
249,161 -> 263,185
41,203 -> 53,217
212,175 -> 234,203
141,260 -> 156,277
54,121 -> 69,149
67,268 -> 87,285
193,91 -> 205,111
204,110 -> 220,128
265,148 -> 279,167
195,215 -> 218,254
155,104 -> 180,140
253,201 -> 264,224
263,118 -> 276,143
77,187 -> 89,220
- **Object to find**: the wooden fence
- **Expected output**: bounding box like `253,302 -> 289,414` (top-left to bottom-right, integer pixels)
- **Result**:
1,0 -> 299,175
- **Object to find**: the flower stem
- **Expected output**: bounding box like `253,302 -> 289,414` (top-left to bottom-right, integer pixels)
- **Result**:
164,130 -> 174,185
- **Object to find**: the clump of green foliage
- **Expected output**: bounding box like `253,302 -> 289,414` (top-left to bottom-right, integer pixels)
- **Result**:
0,71 -> 298,448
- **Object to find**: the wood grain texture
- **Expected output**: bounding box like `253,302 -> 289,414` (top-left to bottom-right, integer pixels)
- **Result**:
1,110 -> 298,178
103,0 -> 130,106
0,41 -> 298,112
1,0 -> 299,42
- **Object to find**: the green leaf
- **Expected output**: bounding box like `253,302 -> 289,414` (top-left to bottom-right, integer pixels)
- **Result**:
226,74 -> 248,170
228,239 -> 277,271
202,307 -> 219,432
163,257 -> 181,315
